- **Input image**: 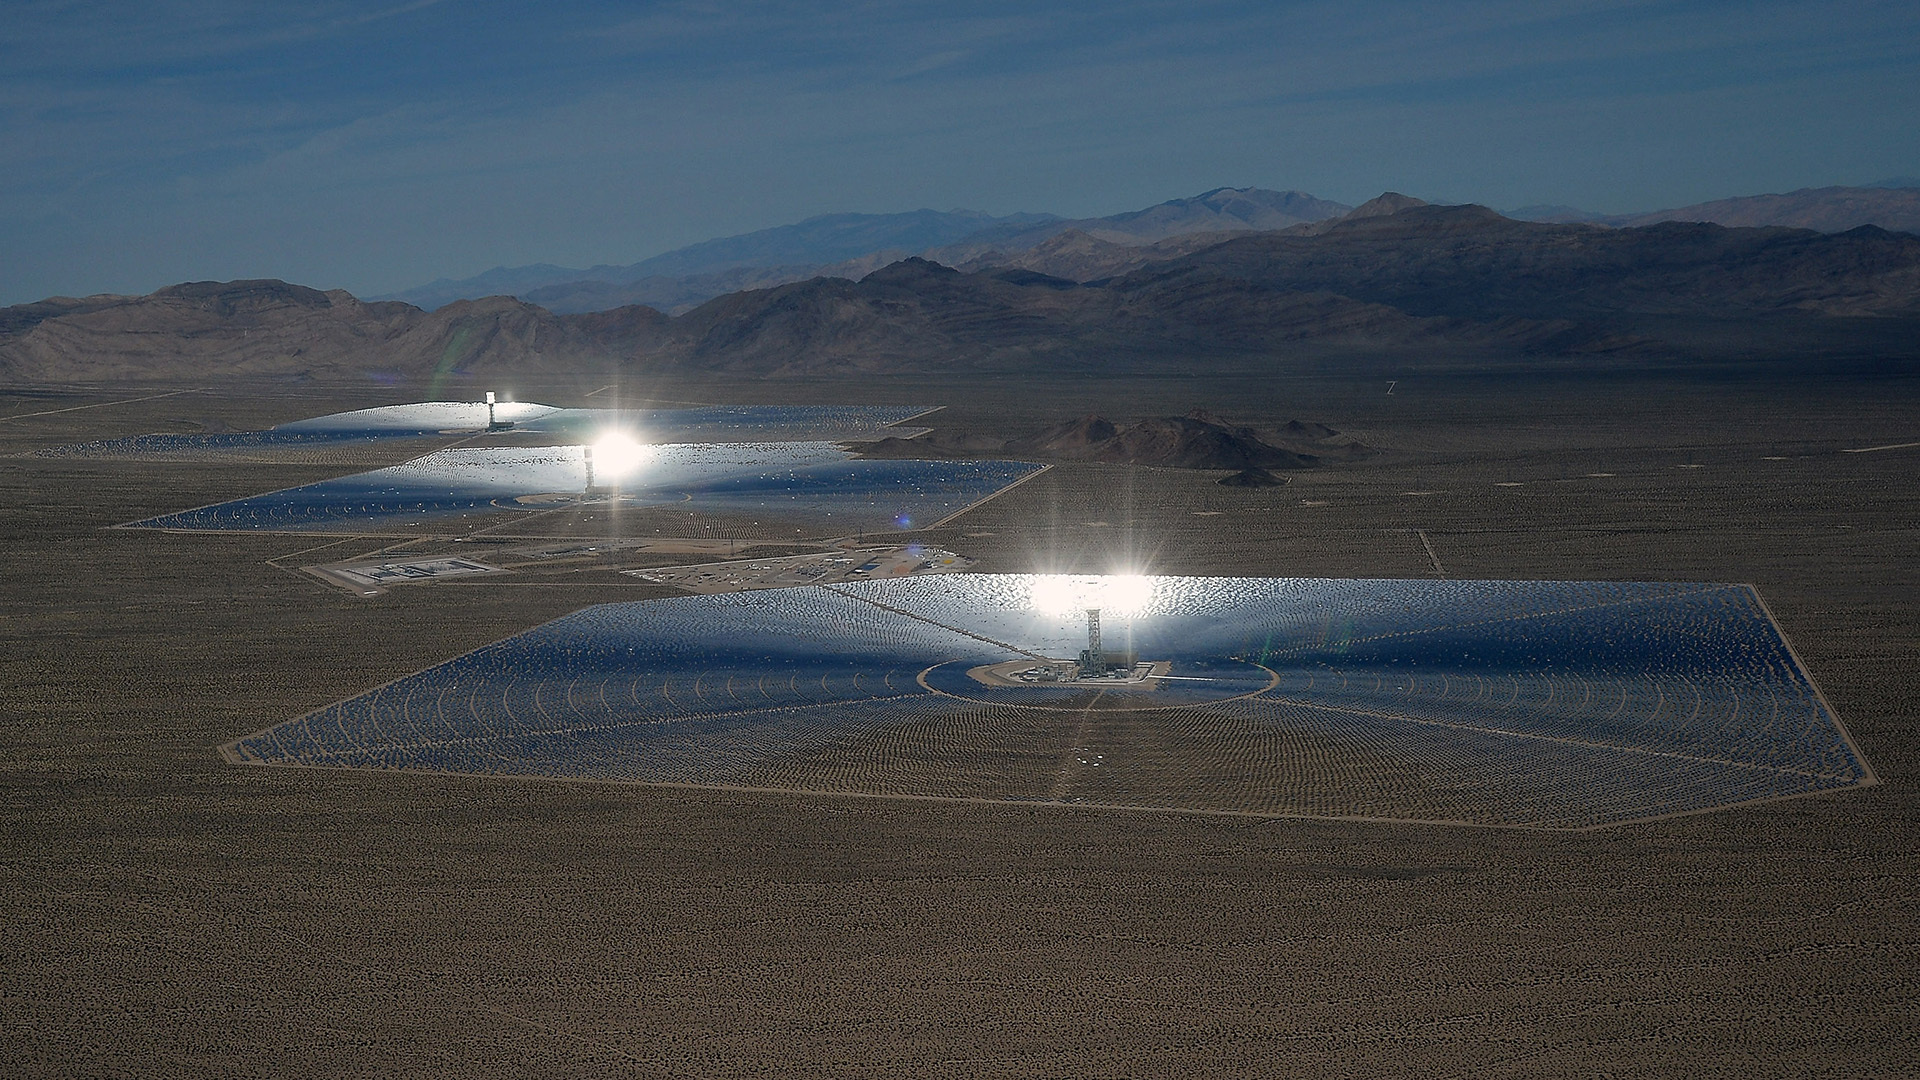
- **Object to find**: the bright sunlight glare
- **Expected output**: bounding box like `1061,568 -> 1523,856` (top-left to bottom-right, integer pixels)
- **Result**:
1028,574 -> 1156,618
588,432 -> 650,481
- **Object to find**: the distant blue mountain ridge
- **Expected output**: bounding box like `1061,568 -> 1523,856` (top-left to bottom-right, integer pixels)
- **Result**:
379,182 -> 1920,314
374,188 -> 1353,313
1507,181 -> 1920,230
377,208 -> 1063,311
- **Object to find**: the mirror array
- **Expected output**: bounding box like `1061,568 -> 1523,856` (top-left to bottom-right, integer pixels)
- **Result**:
45,402 -> 939,457
99,401 -> 1036,535
123,443 -> 1039,534
226,574 -> 1870,829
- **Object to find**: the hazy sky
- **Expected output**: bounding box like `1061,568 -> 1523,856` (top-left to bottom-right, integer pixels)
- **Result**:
3,0 -> 1916,304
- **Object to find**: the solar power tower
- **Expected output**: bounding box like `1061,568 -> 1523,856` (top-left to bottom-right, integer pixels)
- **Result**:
1078,608 -> 1105,674
485,391 -> 515,431
1076,608 -> 1138,677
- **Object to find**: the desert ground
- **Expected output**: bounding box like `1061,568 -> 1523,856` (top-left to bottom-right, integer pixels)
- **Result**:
1,360 -> 1915,1077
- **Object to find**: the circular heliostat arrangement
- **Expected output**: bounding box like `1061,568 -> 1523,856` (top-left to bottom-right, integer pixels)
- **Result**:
225,574 -> 1873,829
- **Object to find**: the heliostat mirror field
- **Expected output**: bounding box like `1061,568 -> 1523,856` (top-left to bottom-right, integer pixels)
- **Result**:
102,401 -> 1035,534
125,442 -> 1039,533
50,402 -> 938,458
226,575 -> 1872,829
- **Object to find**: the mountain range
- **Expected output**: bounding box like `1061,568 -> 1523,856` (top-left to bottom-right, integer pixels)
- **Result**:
1509,180 -> 1920,232
7,195 -> 1918,385
382,208 -> 1063,312
376,184 -> 1920,317
377,189 -> 1355,314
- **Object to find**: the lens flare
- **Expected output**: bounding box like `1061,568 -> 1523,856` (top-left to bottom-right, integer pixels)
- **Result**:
1028,574 -> 1155,617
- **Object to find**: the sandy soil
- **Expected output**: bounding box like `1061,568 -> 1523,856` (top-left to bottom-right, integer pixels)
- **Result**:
1,365 -> 1915,1077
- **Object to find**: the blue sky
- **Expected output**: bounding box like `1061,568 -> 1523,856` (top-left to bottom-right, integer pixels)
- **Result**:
3,0 -> 1916,304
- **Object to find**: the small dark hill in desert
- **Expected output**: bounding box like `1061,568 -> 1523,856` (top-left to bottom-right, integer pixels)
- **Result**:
851,411 -> 1370,471
1217,467 -> 1288,487
1079,415 -> 1320,469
